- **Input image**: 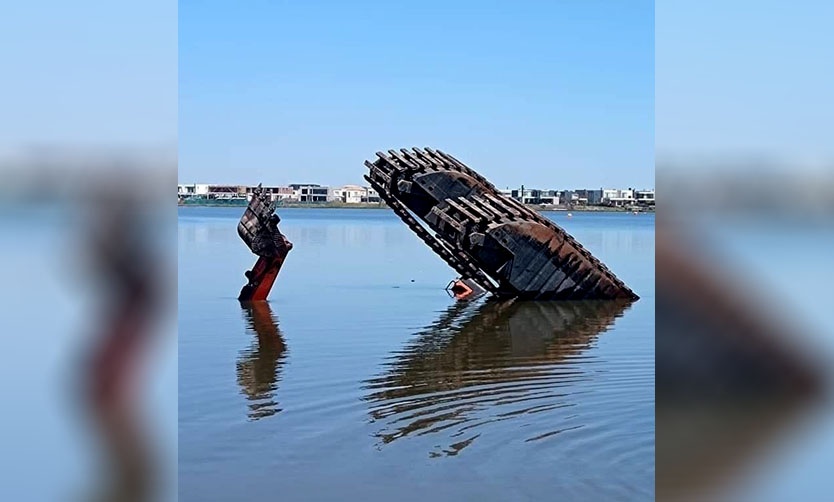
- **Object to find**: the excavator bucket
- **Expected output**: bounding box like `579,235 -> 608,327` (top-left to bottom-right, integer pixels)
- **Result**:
237,185 -> 292,301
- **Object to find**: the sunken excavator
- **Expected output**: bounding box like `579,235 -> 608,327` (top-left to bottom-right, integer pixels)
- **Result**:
237,185 -> 293,301
364,147 -> 639,301
236,149 -> 638,301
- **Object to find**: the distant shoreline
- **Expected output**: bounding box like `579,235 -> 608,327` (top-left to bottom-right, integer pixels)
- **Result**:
178,201 -> 652,213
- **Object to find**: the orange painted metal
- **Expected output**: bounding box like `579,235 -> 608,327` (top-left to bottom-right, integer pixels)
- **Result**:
238,250 -> 290,301
237,184 -> 292,301
446,277 -> 486,301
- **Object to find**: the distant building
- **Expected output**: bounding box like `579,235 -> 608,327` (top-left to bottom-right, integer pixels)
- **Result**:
540,190 -> 557,205
634,189 -> 655,206
511,188 -> 556,205
206,185 -> 247,199
329,185 -> 381,203
585,189 -> 603,205
177,184 -> 246,201
363,186 -> 380,203
178,183 -> 209,197
329,187 -> 343,201
254,185 -> 295,202
177,182 -> 650,208
559,190 -> 577,205
574,189 -> 603,205
290,183 -> 329,203
333,184 -> 366,203
602,188 -> 635,207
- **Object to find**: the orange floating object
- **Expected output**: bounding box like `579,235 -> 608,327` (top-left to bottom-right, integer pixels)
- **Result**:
446,277 -> 485,301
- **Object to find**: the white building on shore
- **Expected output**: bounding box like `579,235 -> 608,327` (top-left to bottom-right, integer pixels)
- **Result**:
178,184 -> 210,197
290,183 -> 329,203
602,188 -> 635,207
634,189 -> 655,206
330,185 -> 381,203
178,182 -> 652,207
178,184 -> 249,200
331,184 -> 366,203
253,185 -> 296,202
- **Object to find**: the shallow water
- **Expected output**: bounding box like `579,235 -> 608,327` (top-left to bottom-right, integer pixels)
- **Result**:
178,207 -> 655,501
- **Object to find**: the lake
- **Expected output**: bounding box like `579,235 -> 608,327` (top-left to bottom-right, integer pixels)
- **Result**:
178,207 -> 655,501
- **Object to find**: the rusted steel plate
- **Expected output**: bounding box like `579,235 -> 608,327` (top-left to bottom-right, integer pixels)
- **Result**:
237,184 -> 292,301
366,147 -> 638,300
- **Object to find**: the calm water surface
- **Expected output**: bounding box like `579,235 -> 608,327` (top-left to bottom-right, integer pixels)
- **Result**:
179,207 -> 655,501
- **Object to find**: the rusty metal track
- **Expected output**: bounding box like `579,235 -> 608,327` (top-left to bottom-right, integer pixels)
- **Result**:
435,149 -> 625,289
366,147 -> 638,300
365,174 -> 497,293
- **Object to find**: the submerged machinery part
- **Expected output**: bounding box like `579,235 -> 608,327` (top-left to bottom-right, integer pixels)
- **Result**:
237,184 -> 293,301
365,148 -> 639,301
446,277 -> 486,301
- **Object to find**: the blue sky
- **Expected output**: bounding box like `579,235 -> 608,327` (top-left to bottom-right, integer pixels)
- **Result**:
180,0 -> 654,189
656,0 -> 833,163
1,1 -> 176,151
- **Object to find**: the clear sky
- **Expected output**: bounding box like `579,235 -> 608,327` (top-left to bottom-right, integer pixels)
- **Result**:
179,0 -> 654,189
1,1 -> 176,153
656,0 -> 833,164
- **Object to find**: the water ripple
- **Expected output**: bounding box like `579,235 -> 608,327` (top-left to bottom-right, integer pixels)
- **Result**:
362,299 -> 633,454
236,302 -> 287,421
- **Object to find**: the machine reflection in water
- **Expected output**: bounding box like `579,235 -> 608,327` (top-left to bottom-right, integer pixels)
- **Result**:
237,301 -> 288,420
363,298 -> 633,456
